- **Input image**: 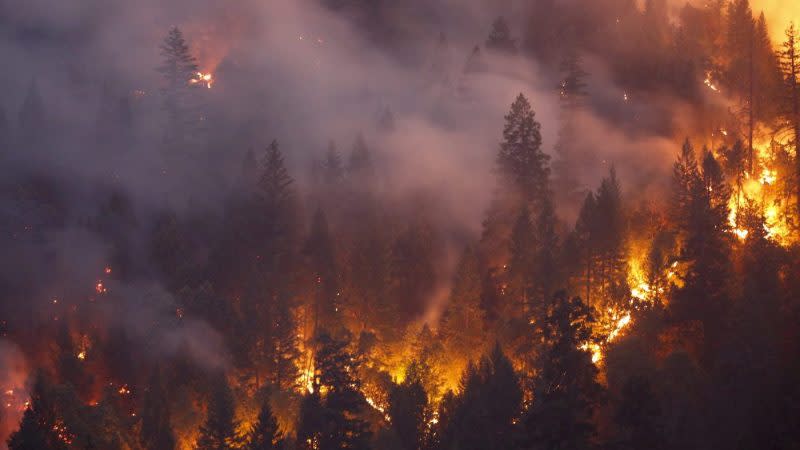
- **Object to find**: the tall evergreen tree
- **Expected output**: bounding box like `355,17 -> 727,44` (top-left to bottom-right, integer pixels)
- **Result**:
7,372 -> 66,450
592,168 -> 629,312
553,52 -> 589,211
348,134 -> 374,184
439,246 -> 486,364
388,363 -> 430,450
672,148 -> 732,358
157,26 -> 203,153
612,375 -> 664,450
196,374 -> 241,450
140,369 -> 175,450
523,292 -> 602,450
17,79 -> 46,152
486,17 -> 517,53
246,397 -> 283,450
300,332 -> 371,450
778,23 -> 800,216
322,141 -> 344,186
268,293 -> 301,392
483,93 -> 549,265
304,209 -> 341,336
496,94 -> 549,206
436,344 -> 521,450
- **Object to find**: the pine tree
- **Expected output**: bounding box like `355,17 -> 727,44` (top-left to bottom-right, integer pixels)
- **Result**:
523,292 -> 602,450
347,210 -> 393,339
436,345 -> 521,450
672,149 -> 732,357
486,16 -> 517,53
670,139 -> 700,232
439,246 -> 486,364
725,0 -> 757,169
140,369 -> 176,450
778,23 -> 800,216
246,397 -> 283,450
7,372 -> 66,450
507,206 -> 535,316
496,94 -> 548,206
574,192 -> 598,306
532,194 -> 559,305
592,168 -> 629,312
157,26 -> 203,153
17,79 -> 46,152
322,141 -> 344,186
268,294 -> 301,392
259,141 -> 294,209
388,364 -> 430,450
348,133 -> 374,183
304,209 -> 341,336
483,93 -> 549,265
305,332 -> 371,450
196,374 -> 241,450
612,375 -> 664,450
553,52 -> 589,211
388,222 -> 437,323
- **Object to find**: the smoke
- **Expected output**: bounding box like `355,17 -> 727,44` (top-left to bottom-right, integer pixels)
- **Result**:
1,0 -> 770,410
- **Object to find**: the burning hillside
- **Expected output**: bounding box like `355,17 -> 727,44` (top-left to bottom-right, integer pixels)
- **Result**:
1,0 -> 800,449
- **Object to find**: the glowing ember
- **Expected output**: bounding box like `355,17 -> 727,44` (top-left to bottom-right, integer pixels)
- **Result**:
76,351 -> 86,360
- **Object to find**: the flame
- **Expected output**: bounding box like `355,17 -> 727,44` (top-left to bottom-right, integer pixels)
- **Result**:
725,139 -> 793,245
704,72 -> 720,92
189,72 -> 213,89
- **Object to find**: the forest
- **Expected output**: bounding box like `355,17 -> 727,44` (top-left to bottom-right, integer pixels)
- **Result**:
0,0 -> 799,448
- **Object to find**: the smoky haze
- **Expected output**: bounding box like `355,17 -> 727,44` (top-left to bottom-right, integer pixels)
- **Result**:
0,0 -> 793,445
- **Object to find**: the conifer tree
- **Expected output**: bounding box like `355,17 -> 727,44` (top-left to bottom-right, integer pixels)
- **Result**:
348,133 -> 374,184
486,17 -> 517,53
388,222 -> 437,323
778,23 -> 800,215
259,140 -> 294,210
483,93 -> 549,265
507,206 -> 535,315
592,168 -> 629,311
7,372 -> 66,450
140,369 -> 176,450
436,345 -> 521,450
439,246 -> 486,364
157,26 -> 203,153
672,149 -> 732,356
388,363 -> 430,450
523,292 -> 602,450
268,294 -> 301,393
196,374 -> 241,450
613,375 -> 664,450
532,195 -> 559,304
322,141 -> 344,186
304,209 -> 341,335
17,79 -> 46,152
496,94 -> 548,206
553,52 -> 589,210
246,397 -> 283,450
306,332 -> 371,450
